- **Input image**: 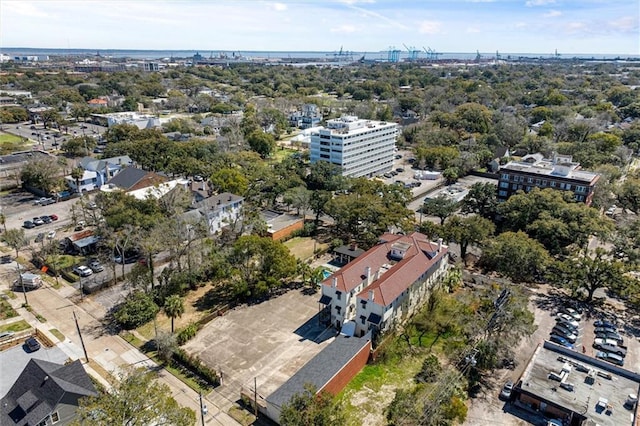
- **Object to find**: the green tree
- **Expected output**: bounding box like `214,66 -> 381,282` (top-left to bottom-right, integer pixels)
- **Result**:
549,248 -> 627,301
209,167 -> 249,195
444,215 -> 495,264
279,384 -> 345,426
20,158 -> 63,194
74,368 -> 195,426
2,228 -> 28,302
70,167 -> 84,193
480,231 -> 551,282
164,294 -> 184,333
617,177 -> 640,213
454,102 -> 492,134
461,182 -> 498,219
247,130 -> 276,158
114,291 -> 159,330
422,196 -> 458,225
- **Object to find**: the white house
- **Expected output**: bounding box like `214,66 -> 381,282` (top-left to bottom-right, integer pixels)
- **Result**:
310,115 -> 397,178
181,192 -> 244,235
65,155 -> 133,193
319,232 -> 449,337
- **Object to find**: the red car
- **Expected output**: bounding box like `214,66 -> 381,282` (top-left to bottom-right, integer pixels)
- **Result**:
49,214 -> 58,221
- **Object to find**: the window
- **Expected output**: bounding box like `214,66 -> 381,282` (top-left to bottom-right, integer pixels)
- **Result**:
360,315 -> 366,324
501,173 -> 509,180
499,181 -> 509,189
51,412 -> 60,423
36,419 -> 48,426
335,306 -> 341,314
498,190 -> 508,197
527,177 -> 533,183
336,291 -> 342,300
550,181 -> 556,187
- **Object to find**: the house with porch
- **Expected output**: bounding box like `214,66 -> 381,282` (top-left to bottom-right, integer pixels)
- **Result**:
65,155 -> 133,193
319,232 -> 449,337
181,192 -> 244,235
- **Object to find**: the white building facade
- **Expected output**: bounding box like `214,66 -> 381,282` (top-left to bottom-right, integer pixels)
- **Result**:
310,116 -> 397,178
319,232 -> 449,338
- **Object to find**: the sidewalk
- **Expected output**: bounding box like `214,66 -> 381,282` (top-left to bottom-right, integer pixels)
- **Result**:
0,259 -> 240,425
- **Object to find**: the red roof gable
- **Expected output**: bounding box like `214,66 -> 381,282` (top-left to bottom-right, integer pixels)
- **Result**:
322,232 -> 447,306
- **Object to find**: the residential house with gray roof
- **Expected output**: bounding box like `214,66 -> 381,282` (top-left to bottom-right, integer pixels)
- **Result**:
65,155 -> 133,193
0,358 -> 97,426
181,192 -> 244,235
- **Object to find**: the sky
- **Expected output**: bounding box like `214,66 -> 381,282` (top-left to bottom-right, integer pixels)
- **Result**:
1,0 -> 638,55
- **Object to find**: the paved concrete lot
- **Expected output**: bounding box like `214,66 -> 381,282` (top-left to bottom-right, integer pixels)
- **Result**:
183,288 -> 335,406
0,343 -> 69,398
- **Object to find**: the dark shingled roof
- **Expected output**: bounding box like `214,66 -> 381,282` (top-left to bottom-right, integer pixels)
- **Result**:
0,359 -> 97,426
105,166 -> 167,191
333,245 -> 365,258
266,334 -> 370,410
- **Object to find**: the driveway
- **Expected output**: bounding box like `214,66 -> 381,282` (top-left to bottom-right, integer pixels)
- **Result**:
182,288 -> 335,410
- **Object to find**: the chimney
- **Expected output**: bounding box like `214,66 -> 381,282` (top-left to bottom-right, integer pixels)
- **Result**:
368,290 -> 374,301
201,183 -> 206,191
332,277 -> 337,288
350,242 -> 357,251
364,266 -> 371,284
437,238 -> 443,252
228,195 -> 232,201
217,199 -> 221,205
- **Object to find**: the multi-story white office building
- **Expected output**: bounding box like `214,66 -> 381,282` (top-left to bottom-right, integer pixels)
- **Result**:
310,115 -> 398,178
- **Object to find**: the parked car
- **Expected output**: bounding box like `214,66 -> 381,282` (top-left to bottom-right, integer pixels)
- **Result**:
74,221 -> 85,231
25,337 -> 41,352
46,231 -> 56,239
593,338 -> 621,348
32,217 -> 45,226
594,319 -> 617,330
549,334 -> 574,349
33,197 -> 49,205
34,233 -> 45,243
396,167 -> 405,173
23,221 -> 35,229
34,197 -> 55,206
40,215 -> 52,224
561,308 -> 582,320
595,351 -> 624,366
87,202 -> 97,210
499,381 -> 514,400
73,265 -> 93,277
49,214 -> 58,221
556,320 -> 579,333
551,326 -> 577,343
595,331 -> 624,345
556,313 -> 579,328
595,326 -> 618,335
88,260 -> 104,272
595,343 -> 626,357
0,331 -> 15,340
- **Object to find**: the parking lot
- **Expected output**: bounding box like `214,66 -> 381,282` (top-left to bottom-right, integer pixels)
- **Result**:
182,288 -> 335,410
465,284 -> 640,425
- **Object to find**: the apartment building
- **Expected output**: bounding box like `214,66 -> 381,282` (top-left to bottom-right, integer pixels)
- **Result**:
319,232 -> 449,337
497,153 -> 600,205
310,115 -> 397,178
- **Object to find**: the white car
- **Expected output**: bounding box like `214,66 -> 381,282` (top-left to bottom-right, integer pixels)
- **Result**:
594,338 -> 618,347
562,307 -> 582,321
46,230 -> 56,239
73,265 -> 93,277
556,313 -> 579,328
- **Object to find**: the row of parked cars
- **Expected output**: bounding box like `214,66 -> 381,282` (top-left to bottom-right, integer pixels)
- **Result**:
592,319 -> 626,366
549,306 -> 583,349
23,214 -> 58,229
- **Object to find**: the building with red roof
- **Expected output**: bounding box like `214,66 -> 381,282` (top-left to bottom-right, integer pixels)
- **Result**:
319,232 -> 449,337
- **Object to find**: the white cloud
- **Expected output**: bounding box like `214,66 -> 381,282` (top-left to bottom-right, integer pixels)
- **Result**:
466,26 -> 481,33
526,0 -> 556,6
565,22 -> 587,33
271,2 -> 287,11
607,16 -> 639,32
330,24 -> 358,33
418,20 -> 443,34
543,10 -> 562,18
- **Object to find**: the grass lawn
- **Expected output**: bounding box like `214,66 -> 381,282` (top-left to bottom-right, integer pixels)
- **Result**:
49,328 -> 65,341
0,320 -> 31,333
0,133 -> 23,144
340,352 -> 424,426
283,236 -> 328,261
0,297 -> 18,319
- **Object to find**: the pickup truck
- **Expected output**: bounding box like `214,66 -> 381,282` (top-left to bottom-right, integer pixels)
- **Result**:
33,197 -> 55,206
596,343 -> 627,357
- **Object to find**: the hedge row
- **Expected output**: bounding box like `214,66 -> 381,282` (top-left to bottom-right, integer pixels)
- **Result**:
172,348 -> 220,387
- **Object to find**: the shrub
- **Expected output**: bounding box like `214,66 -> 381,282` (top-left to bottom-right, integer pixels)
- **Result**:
113,291 -> 159,330
172,348 -> 219,386
176,323 -> 198,345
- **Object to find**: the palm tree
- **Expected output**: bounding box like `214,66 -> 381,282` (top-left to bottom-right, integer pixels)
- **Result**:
71,167 -> 84,194
309,267 -> 326,291
164,295 -> 184,333
0,212 -> 6,233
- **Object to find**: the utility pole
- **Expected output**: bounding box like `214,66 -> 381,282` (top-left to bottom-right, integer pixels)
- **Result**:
16,261 -> 27,305
199,392 -> 206,426
254,377 -> 258,418
73,311 -> 89,362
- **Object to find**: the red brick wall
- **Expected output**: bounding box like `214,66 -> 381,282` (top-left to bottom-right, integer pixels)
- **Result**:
320,340 -> 371,395
269,220 -> 304,241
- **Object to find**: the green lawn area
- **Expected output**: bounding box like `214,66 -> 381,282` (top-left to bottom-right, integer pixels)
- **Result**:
283,236 -> 328,261
0,133 -> 23,144
0,297 -> 18,320
0,320 -> 31,333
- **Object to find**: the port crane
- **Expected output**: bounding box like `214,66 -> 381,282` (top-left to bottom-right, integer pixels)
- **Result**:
423,46 -> 442,61
403,44 -> 421,61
